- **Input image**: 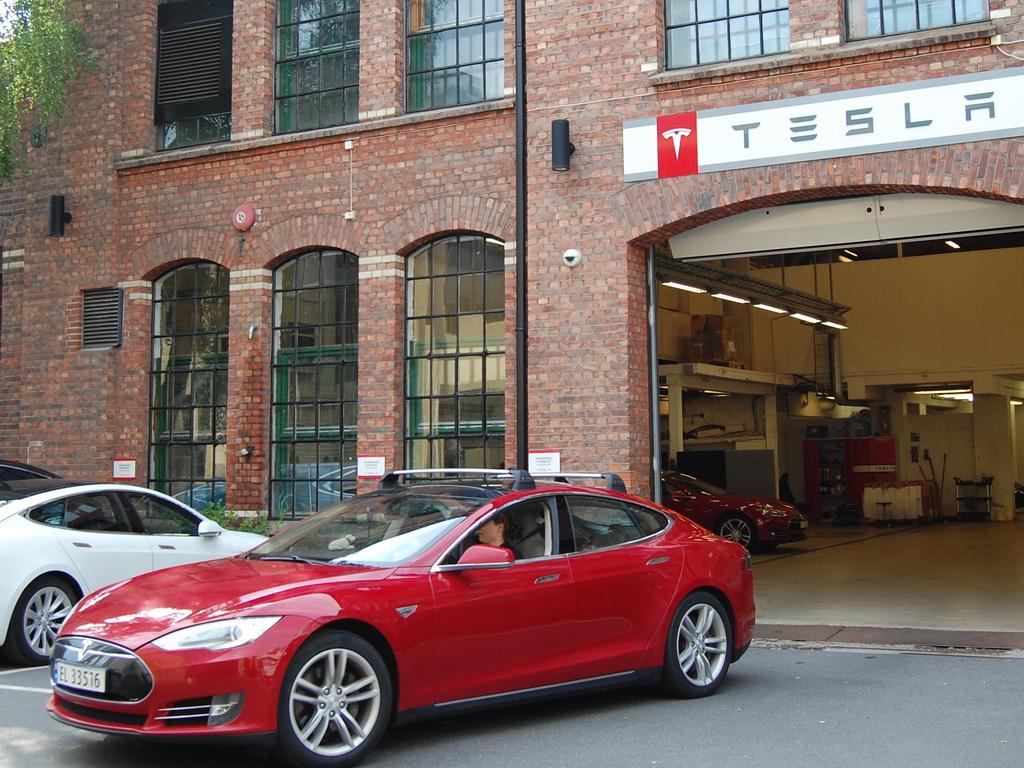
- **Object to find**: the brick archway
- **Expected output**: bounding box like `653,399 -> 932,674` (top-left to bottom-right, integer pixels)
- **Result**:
382,194 -> 515,254
612,140 -> 1024,245
257,214 -> 368,268
130,228 -> 237,281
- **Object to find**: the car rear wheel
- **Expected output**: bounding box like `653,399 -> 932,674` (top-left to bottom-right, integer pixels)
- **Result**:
276,630 -> 392,768
661,591 -> 733,698
716,514 -> 756,550
3,576 -> 77,666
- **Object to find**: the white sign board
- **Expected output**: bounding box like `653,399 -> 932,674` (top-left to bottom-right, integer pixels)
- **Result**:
624,67 -> 1024,180
357,455 -> 386,479
528,450 -> 561,474
112,459 -> 136,480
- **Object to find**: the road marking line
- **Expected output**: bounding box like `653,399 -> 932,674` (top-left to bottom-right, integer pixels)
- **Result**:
0,666 -> 46,676
0,683 -> 52,694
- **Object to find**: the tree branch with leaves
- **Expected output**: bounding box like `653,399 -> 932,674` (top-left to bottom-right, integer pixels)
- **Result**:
0,0 -> 90,182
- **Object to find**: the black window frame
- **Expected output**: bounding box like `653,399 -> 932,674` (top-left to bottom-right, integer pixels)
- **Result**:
665,0 -> 790,70
846,0 -> 989,40
406,0 -> 505,112
270,248 -> 360,520
148,262 -> 230,508
404,233 -> 507,471
275,0 -> 361,134
156,0 -> 234,150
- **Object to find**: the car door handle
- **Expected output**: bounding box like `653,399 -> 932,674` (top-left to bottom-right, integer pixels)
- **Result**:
534,573 -> 560,584
646,556 -> 669,566
157,544 -> 177,550
72,542 -> 92,548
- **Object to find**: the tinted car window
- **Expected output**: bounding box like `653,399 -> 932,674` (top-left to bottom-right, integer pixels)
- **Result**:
124,493 -> 199,535
566,496 -> 668,551
28,499 -> 67,526
59,494 -> 131,532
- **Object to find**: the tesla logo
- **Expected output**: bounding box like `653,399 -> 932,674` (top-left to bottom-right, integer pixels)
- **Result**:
656,113 -> 698,177
661,127 -> 692,159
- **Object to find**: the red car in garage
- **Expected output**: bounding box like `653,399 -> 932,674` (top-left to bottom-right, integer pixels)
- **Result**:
49,469 -> 755,768
661,471 -> 807,551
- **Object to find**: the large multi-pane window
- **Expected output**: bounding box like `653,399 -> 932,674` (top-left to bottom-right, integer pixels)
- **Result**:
407,0 -> 504,111
847,0 -> 987,39
405,234 -> 506,469
276,0 -> 360,133
666,0 -> 789,69
272,250 -> 359,519
150,263 -> 229,510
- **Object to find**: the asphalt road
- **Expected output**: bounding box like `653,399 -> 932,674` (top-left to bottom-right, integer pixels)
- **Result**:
2,643 -> 1022,768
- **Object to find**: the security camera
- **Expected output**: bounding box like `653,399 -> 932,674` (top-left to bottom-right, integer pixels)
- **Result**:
562,248 -> 582,268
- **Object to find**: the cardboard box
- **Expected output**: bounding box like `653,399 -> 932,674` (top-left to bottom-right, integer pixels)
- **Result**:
690,314 -> 736,334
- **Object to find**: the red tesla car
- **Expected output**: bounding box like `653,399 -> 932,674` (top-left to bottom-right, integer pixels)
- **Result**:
661,471 -> 807,551
48,470 -> 755,768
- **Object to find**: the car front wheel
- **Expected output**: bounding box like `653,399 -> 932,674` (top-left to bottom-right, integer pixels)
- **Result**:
662,591 -> 733,698
3,576 -> 77,666
716,514 -> 756,550
276,630 -> 392,768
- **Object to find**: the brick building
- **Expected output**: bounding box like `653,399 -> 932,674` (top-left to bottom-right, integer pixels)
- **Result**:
2,0 -> 1023,520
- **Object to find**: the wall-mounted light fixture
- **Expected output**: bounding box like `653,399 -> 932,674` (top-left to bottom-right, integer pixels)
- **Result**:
49,195 -> 72,237
551,119 -> 576,171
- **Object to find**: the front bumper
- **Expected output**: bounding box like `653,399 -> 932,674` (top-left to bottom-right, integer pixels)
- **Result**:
761,514 -> 808,543
48,619 -> 307,741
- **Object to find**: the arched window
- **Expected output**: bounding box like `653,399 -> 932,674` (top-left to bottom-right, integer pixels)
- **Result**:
150,263 -> 230,510
272,249 -> 359,518
405,234 -> 505,469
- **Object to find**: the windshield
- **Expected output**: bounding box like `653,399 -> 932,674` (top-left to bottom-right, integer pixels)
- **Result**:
246,489 -> 485,566
666,473 -> 727,496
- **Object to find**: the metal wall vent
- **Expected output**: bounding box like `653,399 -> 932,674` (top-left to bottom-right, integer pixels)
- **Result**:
157,22 -> 223,106
82,288 -> 123,349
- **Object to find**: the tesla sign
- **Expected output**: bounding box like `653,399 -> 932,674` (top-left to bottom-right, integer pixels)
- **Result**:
623,67 -> 1024,181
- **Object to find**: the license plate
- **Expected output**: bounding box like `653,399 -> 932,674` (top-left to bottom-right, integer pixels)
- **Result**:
54,661 -> 106,693
798,520 -> 809,529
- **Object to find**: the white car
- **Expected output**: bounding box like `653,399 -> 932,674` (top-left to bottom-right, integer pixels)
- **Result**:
0,480 -> 266,666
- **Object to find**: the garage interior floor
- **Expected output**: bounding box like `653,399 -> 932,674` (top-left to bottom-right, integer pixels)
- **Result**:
751,517 -> 1024,649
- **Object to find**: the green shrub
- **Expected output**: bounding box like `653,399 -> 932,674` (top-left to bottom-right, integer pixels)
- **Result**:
201,501 -> 274,537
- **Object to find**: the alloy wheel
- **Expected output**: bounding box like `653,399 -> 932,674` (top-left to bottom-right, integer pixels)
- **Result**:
288,647 -> 382,757
23,586 -> 74,658
675,602 -> 729,688
718,518 -> 753,547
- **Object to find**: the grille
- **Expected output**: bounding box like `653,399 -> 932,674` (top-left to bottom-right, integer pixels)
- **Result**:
59,698 -> 147,726
82,288 -> 123,348
52,637 -> 153,703
157,22 -> 224,105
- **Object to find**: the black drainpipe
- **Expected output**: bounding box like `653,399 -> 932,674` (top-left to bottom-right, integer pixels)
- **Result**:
514,0 -> 529,471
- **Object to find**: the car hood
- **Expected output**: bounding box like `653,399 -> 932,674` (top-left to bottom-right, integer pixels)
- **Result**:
61,556 -> 393,650
716,494 -> 800,516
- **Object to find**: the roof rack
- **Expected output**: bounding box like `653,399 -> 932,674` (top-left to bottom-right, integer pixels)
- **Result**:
529,472 -> 628,493
378,468 -> 536,491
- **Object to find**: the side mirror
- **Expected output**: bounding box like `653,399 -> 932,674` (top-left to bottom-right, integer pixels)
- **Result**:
451,544 -> 515,569
197,519 -> 222,538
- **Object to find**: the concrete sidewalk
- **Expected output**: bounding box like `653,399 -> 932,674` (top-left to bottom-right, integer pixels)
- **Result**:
751,519 -> 1024,649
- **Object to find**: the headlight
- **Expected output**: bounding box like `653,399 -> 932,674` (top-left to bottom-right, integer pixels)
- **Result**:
763,507 -> 789,518
152,617 -> 282,651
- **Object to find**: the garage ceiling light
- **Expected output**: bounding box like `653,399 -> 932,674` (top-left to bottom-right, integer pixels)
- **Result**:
911,388 -> 971,395
790,312 -> 821,324
657,258 -> 850,330
663,281 -> 706,294
1012,399 -> 1023,406
711,292 -> 749,304
937,393 -> 973,401
944,240 -> 961,250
